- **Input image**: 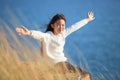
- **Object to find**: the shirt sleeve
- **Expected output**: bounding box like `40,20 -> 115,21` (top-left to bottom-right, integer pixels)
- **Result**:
65,19 -> 89,37
30,30 -> 48,41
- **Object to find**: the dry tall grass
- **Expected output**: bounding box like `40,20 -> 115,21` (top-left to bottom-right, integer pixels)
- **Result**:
0,21 -> 82,80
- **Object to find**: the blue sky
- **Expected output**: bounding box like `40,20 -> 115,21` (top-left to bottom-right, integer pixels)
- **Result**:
0,0 -> 120,30
0,0 -> 97,29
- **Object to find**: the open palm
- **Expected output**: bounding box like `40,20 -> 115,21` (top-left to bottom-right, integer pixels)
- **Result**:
87,12 -> 95,21
16,26 -> 31,36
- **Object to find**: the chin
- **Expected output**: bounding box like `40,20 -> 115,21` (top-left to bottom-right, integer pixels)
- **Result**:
59,31 -> 63,34
59,30 -> 63,33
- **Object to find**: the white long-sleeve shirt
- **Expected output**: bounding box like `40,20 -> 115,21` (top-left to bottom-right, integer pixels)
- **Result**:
30,19 -> 89,63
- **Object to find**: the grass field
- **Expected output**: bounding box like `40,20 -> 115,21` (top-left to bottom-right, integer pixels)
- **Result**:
0,22 -> 85,80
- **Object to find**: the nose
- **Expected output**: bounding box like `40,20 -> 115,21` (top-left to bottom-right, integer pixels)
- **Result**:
59,26 -> 64,30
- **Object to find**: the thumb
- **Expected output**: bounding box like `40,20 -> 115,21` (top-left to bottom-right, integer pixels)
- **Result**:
21,26 -> 29,32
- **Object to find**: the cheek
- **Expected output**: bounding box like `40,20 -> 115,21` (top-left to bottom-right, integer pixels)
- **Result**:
61,28 -> 65,31
61,27 -> 65,30
58,27 -> 64,31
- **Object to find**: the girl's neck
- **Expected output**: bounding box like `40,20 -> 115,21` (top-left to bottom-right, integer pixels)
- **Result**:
53,31 -> 60,35
53,32 -> 62,36
54,32 -> 59,35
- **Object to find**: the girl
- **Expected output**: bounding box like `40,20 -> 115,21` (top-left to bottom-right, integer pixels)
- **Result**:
16,12 -> 94,80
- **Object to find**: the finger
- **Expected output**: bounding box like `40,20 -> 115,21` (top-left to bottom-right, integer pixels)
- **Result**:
89,11 -> 93,15
16,27 -> 21,32
21,26 -> 28,32
91,12 -> 94,16
88,11 -> 92,16
90,12 -> 94,17
88,12 -> 90,15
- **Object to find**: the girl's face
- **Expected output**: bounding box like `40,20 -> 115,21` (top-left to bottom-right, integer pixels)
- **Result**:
51,19 -> 65,35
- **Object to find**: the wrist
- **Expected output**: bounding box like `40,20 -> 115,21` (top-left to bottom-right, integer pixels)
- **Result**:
86,18 -> 91,22
28,31 -> 32,36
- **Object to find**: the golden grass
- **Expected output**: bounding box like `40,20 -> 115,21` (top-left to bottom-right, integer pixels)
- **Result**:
0,22 -> 82,80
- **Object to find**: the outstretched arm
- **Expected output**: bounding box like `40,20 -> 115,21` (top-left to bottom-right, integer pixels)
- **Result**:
16,26 -> 31,36
16,26 -> 49,40
65,11 -> 95,37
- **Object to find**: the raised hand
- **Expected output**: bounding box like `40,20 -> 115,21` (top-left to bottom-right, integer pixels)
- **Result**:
87,11 -> 95,21
16,26 -> 31,36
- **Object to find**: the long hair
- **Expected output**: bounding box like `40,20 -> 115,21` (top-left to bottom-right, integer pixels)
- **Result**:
45,14 -> 66,32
